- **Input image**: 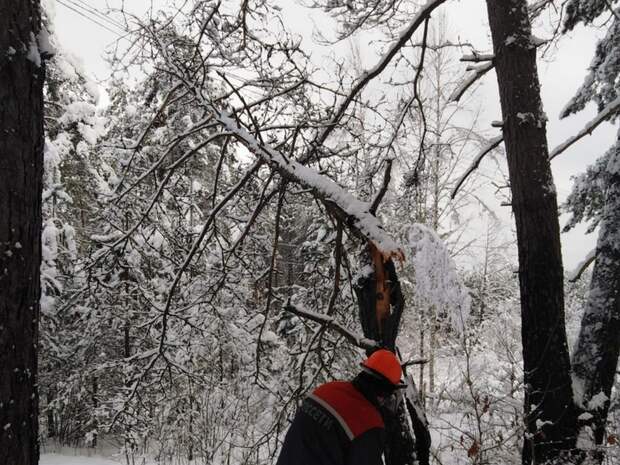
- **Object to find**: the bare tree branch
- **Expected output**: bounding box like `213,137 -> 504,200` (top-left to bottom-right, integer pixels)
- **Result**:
284,303 -> 379,351
460,53 -> 495,62
550,95 -> 620,159
158,160 -> 263,355
568,248 -> 596,282
451,135 -> 503,199
370,159 -> 393,215
450,62 -> 494,103
303,0 -> 448,162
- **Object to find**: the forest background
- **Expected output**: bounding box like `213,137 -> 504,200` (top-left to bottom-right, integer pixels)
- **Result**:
1,1 -> 619,465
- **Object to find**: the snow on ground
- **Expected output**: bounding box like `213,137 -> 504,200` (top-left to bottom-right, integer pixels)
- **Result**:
41,454 -> 122,465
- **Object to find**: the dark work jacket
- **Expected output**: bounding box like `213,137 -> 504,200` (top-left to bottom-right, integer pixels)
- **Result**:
276,381 -> 386,465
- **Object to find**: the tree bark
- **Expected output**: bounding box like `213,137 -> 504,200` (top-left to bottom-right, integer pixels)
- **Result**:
484,1 -> 578,463
571,131 -> 620,464
0,1 -> 45,464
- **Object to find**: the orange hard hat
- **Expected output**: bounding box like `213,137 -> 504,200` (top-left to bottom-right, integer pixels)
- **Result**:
361,349 -> 403,386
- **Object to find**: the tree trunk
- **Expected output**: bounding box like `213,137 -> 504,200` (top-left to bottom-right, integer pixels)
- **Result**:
571,131 -> 620,464
484,1 -> 578,463
46,390 -> 56,439
0,1 -> 45,464
355,257 -> 430,465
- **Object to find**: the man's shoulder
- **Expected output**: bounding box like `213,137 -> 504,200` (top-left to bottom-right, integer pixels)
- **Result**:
309,380 -> 384,439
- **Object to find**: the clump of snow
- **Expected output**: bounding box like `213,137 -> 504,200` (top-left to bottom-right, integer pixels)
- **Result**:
535,419 -> 552,430
26,32 -> 41,67
354,263 -> 374,281
572,373 -> 586,407
57,102 -> 106,144
403,224 -> 471,332
588,391 -> 608,410
576,425 -> 595,450
38,25 -> 56,57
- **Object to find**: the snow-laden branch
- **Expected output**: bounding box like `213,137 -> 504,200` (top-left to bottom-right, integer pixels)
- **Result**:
568,248 -> 596,282
149,30 -> 405,259
305,0 -> 448,160
550,96 -> 620,160
449,62 -> 494,103
451,135 -> 503,199
216,111 -> 405,260
285,303 -> 379,350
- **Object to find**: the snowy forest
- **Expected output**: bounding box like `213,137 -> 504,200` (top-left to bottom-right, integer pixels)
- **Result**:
1,0 -> 619,465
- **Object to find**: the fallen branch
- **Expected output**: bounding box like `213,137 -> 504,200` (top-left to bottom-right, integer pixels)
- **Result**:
153,51 -> 405,258
216,110 -> 405,260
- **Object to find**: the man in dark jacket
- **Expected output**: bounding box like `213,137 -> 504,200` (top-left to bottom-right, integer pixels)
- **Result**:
276,349 -> 404,465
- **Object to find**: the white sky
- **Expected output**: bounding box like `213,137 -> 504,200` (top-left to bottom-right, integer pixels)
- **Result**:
48,0 -> 616,270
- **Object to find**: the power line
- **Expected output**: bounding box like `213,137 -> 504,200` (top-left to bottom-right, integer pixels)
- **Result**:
69,0 -> 128,32
56,0 -> 125,37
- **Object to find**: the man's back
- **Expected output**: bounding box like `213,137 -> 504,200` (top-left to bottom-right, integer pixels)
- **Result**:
276,381 -> 385,465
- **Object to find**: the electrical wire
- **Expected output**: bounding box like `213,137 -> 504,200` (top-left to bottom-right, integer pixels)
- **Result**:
68,0 -> 128,32
56,0 -> 125,36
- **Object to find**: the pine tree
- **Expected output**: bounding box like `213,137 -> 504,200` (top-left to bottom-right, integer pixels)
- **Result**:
0,1 -> 46,464
484,1 -> 578,463
562,2 -> 620,461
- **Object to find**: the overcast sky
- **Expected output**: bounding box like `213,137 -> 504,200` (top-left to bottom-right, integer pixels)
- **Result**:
47,0 -> 616,270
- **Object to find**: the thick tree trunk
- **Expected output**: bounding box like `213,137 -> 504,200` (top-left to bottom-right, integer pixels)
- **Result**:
484,1 -> 578,463
0,1 -> 45,464
571,132 -> 620,463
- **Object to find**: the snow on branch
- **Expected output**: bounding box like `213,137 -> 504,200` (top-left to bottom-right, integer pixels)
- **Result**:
451,135 -> 503,199
568,248 -> 596,282
149,18 -> 406,259
549,96 -> 620,160
216,110 -> 405,260
284,302 -> 379,350
306,0 -> 448,158
450,62 -> 494,103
